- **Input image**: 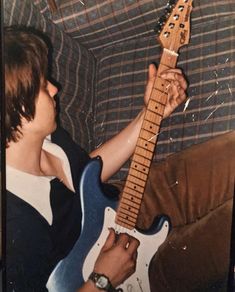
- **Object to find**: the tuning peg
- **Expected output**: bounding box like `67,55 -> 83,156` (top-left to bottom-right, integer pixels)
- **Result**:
154,0 -> 176,35
165,0 -> 175,15
159,15 -> 167,25
168,0 -> 176,6
154,22 -> 163,35
165,7 -> 171,15
154,14 -> 167,34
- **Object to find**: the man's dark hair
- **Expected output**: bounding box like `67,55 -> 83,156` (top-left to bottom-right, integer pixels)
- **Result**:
4,26 -> 49,144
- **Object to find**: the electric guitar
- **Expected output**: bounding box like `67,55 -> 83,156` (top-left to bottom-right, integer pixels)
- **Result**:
47,1 -> 193,291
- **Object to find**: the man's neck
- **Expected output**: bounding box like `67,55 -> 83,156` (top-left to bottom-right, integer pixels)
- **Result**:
6,134 -> 45,176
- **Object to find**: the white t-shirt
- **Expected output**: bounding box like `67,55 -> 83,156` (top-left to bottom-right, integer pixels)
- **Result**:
6,135 -> 75,225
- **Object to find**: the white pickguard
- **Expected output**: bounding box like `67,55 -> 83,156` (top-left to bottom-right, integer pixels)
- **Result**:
83,207 -> 169,292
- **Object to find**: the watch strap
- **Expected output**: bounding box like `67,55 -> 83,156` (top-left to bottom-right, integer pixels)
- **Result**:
89,272 -> 118,292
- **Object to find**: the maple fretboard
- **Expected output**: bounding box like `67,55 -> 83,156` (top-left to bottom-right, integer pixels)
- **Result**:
115,49 -> 178,229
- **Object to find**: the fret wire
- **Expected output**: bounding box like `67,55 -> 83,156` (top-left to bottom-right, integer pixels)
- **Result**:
145,116 -> 162,126
153,79 -> 168,94
147,105 -> 164,115
118,206 -> 139,216
149,94 -> 167,105
140,126 -> 157,135
148,99 -> 166,113
150,91 -> 168,104
122,192 -> 142,205
140,129 -> 158,138
123,185 -> 144,197
131,161 -> 150,174
130,167 -> 149,178
137,137 -> 156,147
159,65 -> 171,70
127,174 -> 147,188
144,116 -> 161,127
115,217 -> 134,227
121,198 -> 140,209
144,114 -> 162,129
135,146 -> 153,160
118,216 -> 136,226
139,130 -> 158,143
121,196 -> 141,207
123,192 -> 144,203
132,155 -> 151,167
137,138 -> 156,152
122,188 -> 144,200
149,97 -> 166,105
158,63 -> 172,72
133,152 -> 152,162
119,209 -> 138,219
131,159 -> 149,173
119,203 -> 139,214
130,168 -> 149,177
140,121 -> 159,135
147,108 -> 163,117
118,212 -> 137,223
115,219 -> 135,230
129,168 -> 148,179
123,186 -> 143,198
153,87 -> 165,94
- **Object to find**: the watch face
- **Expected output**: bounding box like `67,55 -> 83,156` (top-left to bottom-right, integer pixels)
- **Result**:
96,275 -> 109,288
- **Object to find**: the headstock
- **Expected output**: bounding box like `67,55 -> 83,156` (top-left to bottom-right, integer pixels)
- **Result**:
155,0 -> 193,52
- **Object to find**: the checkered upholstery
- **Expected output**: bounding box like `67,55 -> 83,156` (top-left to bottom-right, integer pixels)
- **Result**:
94,12 -> 235,180
4,0 -> 235,181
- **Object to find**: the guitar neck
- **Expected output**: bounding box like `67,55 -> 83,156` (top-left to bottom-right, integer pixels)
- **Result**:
115,49 -> 178,230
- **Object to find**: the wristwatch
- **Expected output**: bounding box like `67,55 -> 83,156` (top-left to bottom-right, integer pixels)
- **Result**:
89,272 -> 120,292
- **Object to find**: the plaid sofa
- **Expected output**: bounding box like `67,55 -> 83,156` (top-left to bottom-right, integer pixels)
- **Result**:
3,1 -> 235,291
4,0 -> 235,181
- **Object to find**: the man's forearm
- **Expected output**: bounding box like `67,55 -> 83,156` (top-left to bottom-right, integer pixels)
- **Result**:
90,108 -> 145,182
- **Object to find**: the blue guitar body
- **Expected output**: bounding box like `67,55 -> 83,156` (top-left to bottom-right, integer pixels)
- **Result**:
47,157 -> 170,292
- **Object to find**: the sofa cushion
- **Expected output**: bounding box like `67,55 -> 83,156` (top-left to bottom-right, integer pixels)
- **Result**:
137,130 -> 235,291
149,200 -> 232,292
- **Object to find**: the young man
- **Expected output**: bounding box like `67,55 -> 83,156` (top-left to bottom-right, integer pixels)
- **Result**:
5,26 -> 187,291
